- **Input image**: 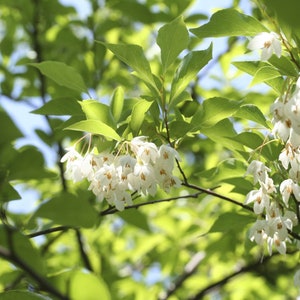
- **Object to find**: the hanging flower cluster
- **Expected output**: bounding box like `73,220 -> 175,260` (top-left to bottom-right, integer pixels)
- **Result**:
245,33 -> 300,257
245,160 -> 298,255
61,136 -> 181,211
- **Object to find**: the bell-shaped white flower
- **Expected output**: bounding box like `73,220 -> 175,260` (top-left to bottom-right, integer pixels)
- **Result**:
248,32 -> 282,61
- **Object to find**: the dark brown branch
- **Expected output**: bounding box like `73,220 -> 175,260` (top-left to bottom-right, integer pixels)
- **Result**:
75,229 -> 93,272
182,182 -> 253,213
27,226 -> 71,238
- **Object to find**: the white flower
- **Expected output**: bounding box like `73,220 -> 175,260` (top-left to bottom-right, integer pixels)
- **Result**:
249,219 -> 268,245
130,136 -> 158,164
280,179 -> 295,206
246,160 -> 271,184
248,32 -> 281,61
245,189 -> 270,214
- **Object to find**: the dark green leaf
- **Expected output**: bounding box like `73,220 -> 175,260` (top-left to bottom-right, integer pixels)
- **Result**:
0,109 -> 23,145
0,291 -> 50,300
0,225 -> 46,276
33,192 -> 98,228
8,146 -> 55,180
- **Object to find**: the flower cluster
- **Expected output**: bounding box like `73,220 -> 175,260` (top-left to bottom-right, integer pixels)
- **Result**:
61,136 -> 181,211
245,160 -> 298,255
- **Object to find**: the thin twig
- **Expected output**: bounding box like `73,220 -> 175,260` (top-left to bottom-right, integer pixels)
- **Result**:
27,226 -> 71,238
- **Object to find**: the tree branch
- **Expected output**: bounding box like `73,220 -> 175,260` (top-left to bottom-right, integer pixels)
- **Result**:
75,229 -> 93,272
100,191 -> 205,216
1,226 -> 69,300
182,182 -> 253,213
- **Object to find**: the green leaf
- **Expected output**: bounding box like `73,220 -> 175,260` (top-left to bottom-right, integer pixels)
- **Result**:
66,120 -> 121,141
130,100 -> 153,134
0,225 -> 46,276
29,61 -> 87,94
233,104 -> 269,128
209,212 -> 256,233
170,45 -> 212,105
232,132 -> 282,161
157,16 -> 189,73
98,42 -> 157,91
79,100 -> 116,128
268,55 -> 299,77
0,108 -> 23,145
233,61 -> 285,94
0,291 -> 50,300
70,271 -> 111,300
251,66 -> 282,86
8,146 -> 55,180
33,192 -> 98,228
190,9 -> 267,38
0,181 -> 21,202
111,86 -> 124,122
49,269 -> 110,300
118,209 -> 150,232
192,97 -> 241,128
31,97 -> 83,116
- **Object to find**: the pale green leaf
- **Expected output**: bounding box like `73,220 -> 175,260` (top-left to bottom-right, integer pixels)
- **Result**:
66,120 -> 121,141
190,9 -> 267,38
234,104 -> 269,128
118,209 -> 150,232
170,45 -> 212,105
157,16 -> 189,73
111,86 -> 124,122
130,100 -> 153,134
31,97 -> 83,116
98,42 -> 157,91
29,61 -> 87,94
209,212 -> 255,233
70,271 -> 111,300
192,97 -> 241,128
79,100 -> 116,128
233,61 -> 285,93
251,66 -> 282,86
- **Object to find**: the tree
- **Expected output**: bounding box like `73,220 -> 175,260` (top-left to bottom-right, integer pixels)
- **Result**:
1,0 -> 300,299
